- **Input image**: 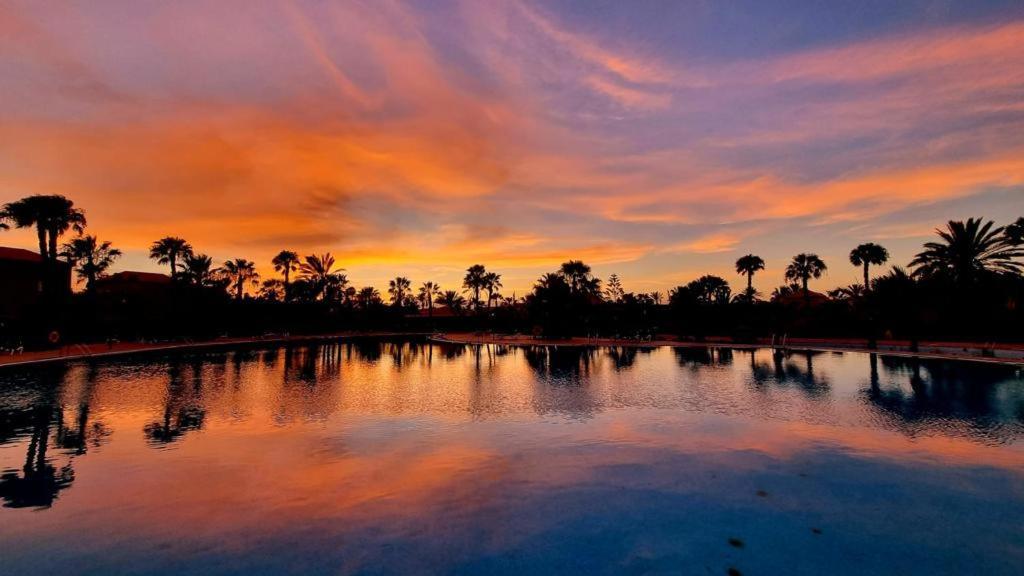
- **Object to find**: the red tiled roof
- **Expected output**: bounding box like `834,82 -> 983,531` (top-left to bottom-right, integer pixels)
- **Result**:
0,246 -> 44,263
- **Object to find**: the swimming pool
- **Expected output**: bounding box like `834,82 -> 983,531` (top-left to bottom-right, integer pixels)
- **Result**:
1,340 -> 1022,575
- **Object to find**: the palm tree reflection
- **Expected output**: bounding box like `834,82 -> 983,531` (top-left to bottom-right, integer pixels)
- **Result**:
143,362 -> 206,445
0,365 -> 86,509
863,356 -> 1024,441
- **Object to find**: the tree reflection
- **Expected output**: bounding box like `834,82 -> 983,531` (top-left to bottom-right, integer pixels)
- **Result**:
143,362 -> 206,445
0,365 -> 79,509
864,356 -> 1024,441
604,346 -> 656,370
524,346 -> 594,378
674,347 -> 734,370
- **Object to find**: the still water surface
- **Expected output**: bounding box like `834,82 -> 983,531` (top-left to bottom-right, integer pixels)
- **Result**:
1,340 -> 1023,575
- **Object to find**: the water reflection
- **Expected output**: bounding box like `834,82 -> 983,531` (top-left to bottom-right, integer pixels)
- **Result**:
143,363 -> 206,445
864,355 -> 1024,443
0,341 -> 1021,513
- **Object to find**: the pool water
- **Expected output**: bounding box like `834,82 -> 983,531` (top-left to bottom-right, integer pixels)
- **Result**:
1,341 -> 1022,575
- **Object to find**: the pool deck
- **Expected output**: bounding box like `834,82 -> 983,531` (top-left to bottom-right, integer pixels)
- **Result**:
1,331 -> 1022,369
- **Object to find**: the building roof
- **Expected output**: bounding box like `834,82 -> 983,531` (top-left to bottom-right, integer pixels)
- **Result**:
98,271 -> 173,285
0,246 -> 44,263
773,289 -> 830,307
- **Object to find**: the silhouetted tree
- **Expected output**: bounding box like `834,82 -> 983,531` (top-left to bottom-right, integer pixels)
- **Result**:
735,254 -> 765,299
258,279 -> 285,301
356,286 -> 382,309
463,264 -> 487,310
559,260 -> 601,297
785,253 -> 827,302
272,250 -> 300,295
483,271 -> 502,308
61,235 -> 121,292
2,195 -> 86,263
849,243 -> 889,291
1005,217 -> 1024,245
686,275 -> 732,304
300,253 -> 342,301
437,290 -> 466,315
911,218 -> 1023,284
388,276 -> 411,307
418,281 -> 441,317
220,259 -> 259,300
149,237 -> 193,281
182,253 -> 217,287
605,274 -> 625,302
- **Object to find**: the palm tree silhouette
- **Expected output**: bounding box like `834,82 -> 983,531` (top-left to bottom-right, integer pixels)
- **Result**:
418,281 -> 441,317
785,253 -> 827,303
299,253 -> 342,301
910,218 -> 1023,283
437,290 -> 466,315
2,195 -> 86,262
849,243 -> 889,291
463,264 -> 487,310
324,273 -> 350,304
734,254 -> 765,299
483,271 -> 502,308
149,237 -> 193,281
183,253 -> 216,286
388,276 -> 411,306
258,279 -> 286,301
1006,217 -> 1024,245
272,250 -> 300,293
61,235 -> 121,292
356,286 -> 381,309
221,258 -> 259,300
559,260 -> 601,296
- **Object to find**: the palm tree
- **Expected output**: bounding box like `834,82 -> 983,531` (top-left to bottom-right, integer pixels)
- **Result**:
183,253 -> 216,286
910,218 -> 1023,284
418,281 -> 441,317
258,279 -> 285,302
437,290 -> 466,315
220,258 -> 259,300
149,237 -> 193,281
734,254 -> 765,298
559,260 -> 601,296
2,195 -> 86,262
272,250 -> 301,291
299,253 -> 342,301
463,264 -> 487,310
325,273 -> 350,303
388,276 -> 411,307
849,243 -> 889,291
1002,217 -> 1023,246
356,286 -> 381,309
686,275 -> 732,304
785,253 -> 827,302
61,235 -> 121,292
483,271 -> 502,308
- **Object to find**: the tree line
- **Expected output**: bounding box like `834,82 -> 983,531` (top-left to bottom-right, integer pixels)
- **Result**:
3,194 -> 1023,343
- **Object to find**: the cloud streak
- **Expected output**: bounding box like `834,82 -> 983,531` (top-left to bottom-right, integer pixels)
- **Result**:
0,0 -> 1022,293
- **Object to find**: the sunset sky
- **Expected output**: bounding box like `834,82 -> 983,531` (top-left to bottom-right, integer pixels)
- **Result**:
2,0 -> 1023,295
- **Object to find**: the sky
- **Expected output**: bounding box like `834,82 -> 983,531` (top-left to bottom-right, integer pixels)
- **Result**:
2,0 -> 1023,296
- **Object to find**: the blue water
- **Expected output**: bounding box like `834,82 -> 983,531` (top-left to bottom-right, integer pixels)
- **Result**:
1,341 -> 1022,575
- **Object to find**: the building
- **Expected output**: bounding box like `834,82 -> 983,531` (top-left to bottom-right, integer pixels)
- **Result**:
0,246 -> 71,322
95,271 -> 173,297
